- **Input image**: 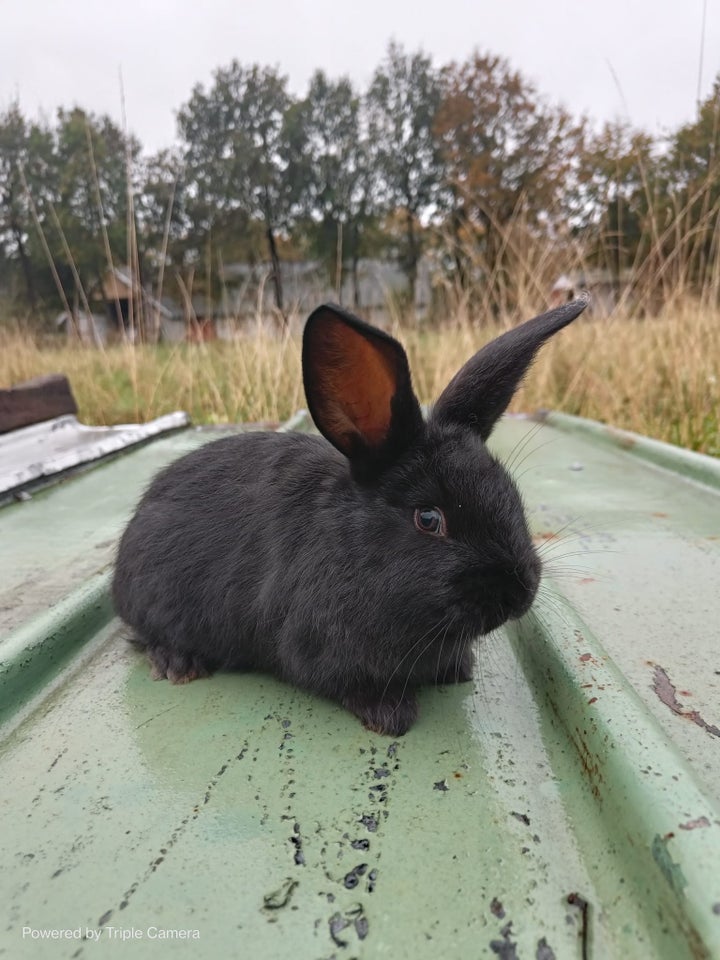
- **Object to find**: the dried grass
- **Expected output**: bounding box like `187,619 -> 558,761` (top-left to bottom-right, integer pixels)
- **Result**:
2,300 -> 718,456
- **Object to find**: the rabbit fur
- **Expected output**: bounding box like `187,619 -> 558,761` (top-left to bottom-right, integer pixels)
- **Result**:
112,295 -> 589,735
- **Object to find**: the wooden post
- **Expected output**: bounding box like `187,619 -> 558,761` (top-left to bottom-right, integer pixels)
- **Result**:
0,375 -> 78,434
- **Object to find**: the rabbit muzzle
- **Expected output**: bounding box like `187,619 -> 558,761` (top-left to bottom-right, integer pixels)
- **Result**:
454,548 -> 542,634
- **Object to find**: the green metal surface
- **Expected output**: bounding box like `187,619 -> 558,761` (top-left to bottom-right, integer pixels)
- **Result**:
1,413 -> 719,959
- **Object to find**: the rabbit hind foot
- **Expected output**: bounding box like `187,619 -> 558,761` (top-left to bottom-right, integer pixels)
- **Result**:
145,644 -> 214,684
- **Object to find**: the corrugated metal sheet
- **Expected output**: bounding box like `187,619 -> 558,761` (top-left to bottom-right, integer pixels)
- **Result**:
1,412 -> 719,959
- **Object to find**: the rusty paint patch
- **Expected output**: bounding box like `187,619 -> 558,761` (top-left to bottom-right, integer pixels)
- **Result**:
651,665 -> 720,739
571,729 -> 604,802
588,697 -> 598,705
579,653 -> 592,663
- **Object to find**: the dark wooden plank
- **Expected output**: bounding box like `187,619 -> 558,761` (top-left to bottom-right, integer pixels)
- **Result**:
0,374 -> 78,434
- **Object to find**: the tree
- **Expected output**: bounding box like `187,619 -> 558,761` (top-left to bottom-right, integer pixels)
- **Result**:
178,61 -> 294,314
434,52 -> 580,304
0,103 -> 54,311
663,75 -> 720,294
287,70 -> 379,304
44,108 -> 140,313
0,105 -> 136,318
365,42 -> 443,303
136,148 -> 189,295
572,120 -> 658,282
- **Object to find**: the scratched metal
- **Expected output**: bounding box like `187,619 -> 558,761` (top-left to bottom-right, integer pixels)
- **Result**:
0,412 -> 719,960
0,412 -> 190,497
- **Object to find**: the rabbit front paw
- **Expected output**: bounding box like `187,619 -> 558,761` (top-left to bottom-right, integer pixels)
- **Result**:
343,689 -> 418,736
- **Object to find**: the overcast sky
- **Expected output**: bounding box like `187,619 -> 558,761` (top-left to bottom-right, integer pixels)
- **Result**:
2,0 -> 718,154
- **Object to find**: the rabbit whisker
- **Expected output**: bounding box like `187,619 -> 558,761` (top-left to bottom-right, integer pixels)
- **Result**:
508,436 -> 561,480
379,614 -> 450,705
454,630 -> 468,685
385,619 -> 452,719
503,421 -> 546,472
394,627 -> 448,715
434,621 -> 449,685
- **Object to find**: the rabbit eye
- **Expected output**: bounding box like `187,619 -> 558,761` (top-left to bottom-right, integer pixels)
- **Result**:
414,507 -> 447,537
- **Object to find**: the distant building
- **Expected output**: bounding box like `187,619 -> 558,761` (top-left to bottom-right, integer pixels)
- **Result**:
56,257 -> 433,344
220,256 -> 436,323
90,266 -> 173,341
55,310 -> 112,346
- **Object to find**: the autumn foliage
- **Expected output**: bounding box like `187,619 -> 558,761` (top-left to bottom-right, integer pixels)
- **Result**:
0,44 -> 719,323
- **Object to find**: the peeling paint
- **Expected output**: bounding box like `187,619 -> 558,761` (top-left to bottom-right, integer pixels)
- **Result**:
679,817 -> 711,831
263,878 -> 299,911
651,833 -> 688,898
536,937 -> 556,960
490,921 -> 520,959
490,897 -> 506,919
651,665 -> 720,739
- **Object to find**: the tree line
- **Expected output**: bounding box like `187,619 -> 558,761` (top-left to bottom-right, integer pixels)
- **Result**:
1,41 -> 719,323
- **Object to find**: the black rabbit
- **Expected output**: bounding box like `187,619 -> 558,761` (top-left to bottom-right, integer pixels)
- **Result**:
113,296 -> 588,735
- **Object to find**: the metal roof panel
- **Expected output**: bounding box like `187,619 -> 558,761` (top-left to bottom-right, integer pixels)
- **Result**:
1,413 -> 718,959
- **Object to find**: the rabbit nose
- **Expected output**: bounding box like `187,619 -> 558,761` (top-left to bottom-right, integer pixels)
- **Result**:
505,577 -> 539,619
493,573 -> 539,619
506,552 -> 542,616
461,553 -> 541,626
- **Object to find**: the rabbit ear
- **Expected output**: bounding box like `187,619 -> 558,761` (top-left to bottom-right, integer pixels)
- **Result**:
432,294 -> 590,440
303,304 -> 423,472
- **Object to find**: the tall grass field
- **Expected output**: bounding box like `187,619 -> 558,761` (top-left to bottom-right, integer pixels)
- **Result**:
1,301 -> 719,457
